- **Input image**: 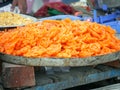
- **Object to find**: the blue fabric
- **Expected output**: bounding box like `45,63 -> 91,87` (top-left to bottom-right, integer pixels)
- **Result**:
62,0 -> 79,4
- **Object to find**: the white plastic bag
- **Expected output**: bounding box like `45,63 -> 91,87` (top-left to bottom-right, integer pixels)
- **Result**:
0,4 -> 20,13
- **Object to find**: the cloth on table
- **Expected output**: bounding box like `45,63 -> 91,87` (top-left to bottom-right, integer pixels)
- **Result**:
34,2 -> 77,17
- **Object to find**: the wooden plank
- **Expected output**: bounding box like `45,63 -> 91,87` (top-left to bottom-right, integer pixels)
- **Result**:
0,61 -> 2,75
104,60 -> 120,68
0,85 -> 4,90
92,83 -> 120,90
2,62 -> 35,88
24,65 -> 120,90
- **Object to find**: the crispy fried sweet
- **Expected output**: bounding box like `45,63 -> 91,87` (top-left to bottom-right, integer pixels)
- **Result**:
0,12 -> 33,26
0,18 -> 120,58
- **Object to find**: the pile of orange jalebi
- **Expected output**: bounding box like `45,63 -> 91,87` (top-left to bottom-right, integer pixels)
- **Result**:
0,18 -> 120,58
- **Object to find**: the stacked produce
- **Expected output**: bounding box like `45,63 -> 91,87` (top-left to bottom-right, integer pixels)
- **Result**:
0,18 -> 120,58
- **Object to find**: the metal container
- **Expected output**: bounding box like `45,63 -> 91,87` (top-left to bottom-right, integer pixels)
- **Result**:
0,51 -> 120,66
